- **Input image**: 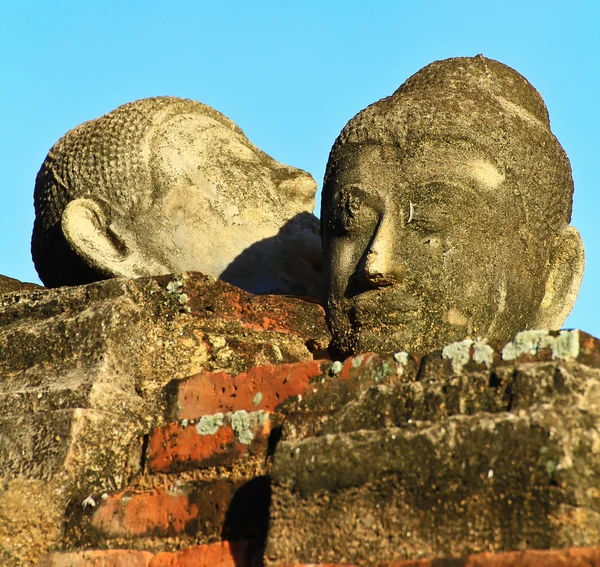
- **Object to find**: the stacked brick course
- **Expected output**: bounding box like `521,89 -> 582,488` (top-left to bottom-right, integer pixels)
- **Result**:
2,275 -> 600,566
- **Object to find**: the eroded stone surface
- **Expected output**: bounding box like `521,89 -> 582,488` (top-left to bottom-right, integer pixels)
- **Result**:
0,272 -> 328,564
0,274 -> 40,294
266,330 -> 600,565
322,56 -> 584,357
40,545 -> 600,567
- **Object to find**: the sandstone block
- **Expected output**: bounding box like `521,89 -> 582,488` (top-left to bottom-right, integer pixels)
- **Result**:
277,546 -> 600,566
0,272 -> 328,402
267,330 -> 600,565
0,275 -> 40,294
0,479 -> 66,567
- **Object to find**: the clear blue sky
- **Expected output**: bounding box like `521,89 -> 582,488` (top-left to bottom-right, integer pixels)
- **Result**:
1,1 -> 598,337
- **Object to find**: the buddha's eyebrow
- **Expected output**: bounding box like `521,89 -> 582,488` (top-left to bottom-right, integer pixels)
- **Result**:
338,184 -> 384,210
410,180 -> 485,207
413,157 -> 505,196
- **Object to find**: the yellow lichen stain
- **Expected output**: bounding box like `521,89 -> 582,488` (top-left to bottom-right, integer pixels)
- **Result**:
447,308 -> 468,327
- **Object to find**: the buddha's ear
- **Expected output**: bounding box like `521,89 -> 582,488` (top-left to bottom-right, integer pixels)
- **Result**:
61,198 -> 130,276
533,225 -> 585,330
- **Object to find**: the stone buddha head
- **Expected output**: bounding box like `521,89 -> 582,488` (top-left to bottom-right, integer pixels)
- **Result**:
33,97 -> 322,298
322,56 -> 585,356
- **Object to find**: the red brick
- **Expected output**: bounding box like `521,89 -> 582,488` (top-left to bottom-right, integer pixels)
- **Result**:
454,548 -> 600,567
41,549 -> 153,566
280,546 -> 600,566
175,360 -> 326,419
148,412 -> 276,473
149,540 -> 251,567
85,478 -> 260,543
91,490 -> 199,538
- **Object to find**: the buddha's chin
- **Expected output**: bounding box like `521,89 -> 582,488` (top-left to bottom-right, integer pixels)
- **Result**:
356,327 -> 417,355
331,323 -> 424,358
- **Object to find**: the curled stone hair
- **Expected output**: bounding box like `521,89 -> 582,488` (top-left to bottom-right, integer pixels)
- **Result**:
32,97 -> 242,287
323,55 -> 574,236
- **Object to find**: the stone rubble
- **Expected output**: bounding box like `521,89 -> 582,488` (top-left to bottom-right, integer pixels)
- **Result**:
1,275 -> 600,566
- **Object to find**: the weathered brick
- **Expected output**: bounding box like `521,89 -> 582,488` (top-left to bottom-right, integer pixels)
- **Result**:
266,332 -> 600,565
279,331 -> 600,442
83,477 -> 269,544
148,411 -> 277,473
163,274 -> 328,342
268,393 -> 600,564
171,360 -> 326,420
149,540 -> 251,567
41,549 -> 153,566
91,489 -> 200,538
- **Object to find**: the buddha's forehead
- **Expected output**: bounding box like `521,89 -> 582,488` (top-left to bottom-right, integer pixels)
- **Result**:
332,140 -> 507,198
336,76 -> 561,171
154,112 -> 260,164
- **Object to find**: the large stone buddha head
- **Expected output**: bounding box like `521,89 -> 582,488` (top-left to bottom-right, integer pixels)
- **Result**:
322,56 -> 585,356
33,97 -> 321,298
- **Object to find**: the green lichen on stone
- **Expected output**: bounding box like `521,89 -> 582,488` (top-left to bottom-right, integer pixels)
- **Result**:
393,351 -> 409,365
545,459 -> 558,476
501,330 -> 552,360
329,361 -> 343,376
351,355 -> 364,368
442,339 -> 473,373
371,359 -> 394,383
502,330 -> 580,361
166,276 -> 189,305
230,409 -> 268,445
553,330 -> 580,360
472,339 -> 494,367
196,412 -> 224,435
253,392 -> 263,406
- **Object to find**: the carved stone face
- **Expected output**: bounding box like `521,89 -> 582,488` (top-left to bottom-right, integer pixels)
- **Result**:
33,98 -> 322,297
126,111 -> 321,295
322,57 -> 585,356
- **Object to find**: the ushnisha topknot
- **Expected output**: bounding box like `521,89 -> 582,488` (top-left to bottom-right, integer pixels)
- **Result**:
394,55 -> 550,125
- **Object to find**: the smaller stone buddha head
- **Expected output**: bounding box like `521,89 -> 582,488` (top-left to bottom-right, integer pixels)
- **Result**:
322,56 -> 585,356
32,97 -> 322,298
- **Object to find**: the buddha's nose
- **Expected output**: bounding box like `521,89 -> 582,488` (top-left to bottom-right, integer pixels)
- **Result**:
276,166 -> 318,206
359,218 -> 402,288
